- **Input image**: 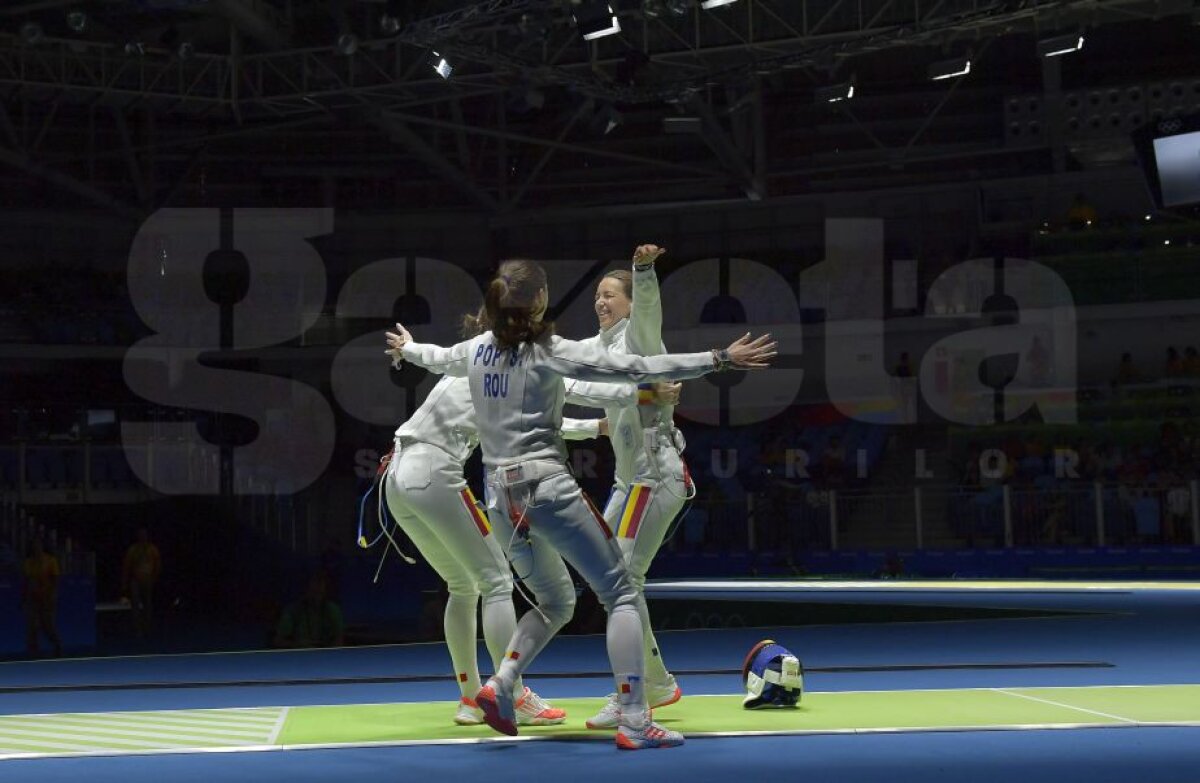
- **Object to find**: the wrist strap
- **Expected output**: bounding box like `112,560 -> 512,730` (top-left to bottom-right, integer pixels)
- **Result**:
637,383 -> 656,405
711,349 -> 733,372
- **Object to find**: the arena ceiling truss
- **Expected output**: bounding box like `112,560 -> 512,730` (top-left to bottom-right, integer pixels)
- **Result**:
0,0 -> 1193,216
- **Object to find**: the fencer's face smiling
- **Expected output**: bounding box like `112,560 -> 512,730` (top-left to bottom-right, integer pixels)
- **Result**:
595,277 -> 631,330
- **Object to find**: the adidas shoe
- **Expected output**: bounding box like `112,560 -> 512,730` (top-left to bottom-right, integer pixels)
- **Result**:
584,693 -> 621,730
475,679 -> 518,736
615,719 -> 684,750
648,675 -> 683,709
515,687 -> 567,726
454,697 -> 484,726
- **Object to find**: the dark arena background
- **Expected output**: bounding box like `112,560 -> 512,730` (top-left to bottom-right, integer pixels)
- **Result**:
1,0 -> 1200,780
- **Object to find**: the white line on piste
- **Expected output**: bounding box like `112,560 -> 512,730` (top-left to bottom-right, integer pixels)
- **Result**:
992,688 -> 1138,724
2,714 -> 273,740
267,707 -> 290,745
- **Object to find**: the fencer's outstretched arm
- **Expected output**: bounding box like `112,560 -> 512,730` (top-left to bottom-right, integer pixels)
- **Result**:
389,330 -> 471,376
564,378 -> 638,408
389,323 -> 777,381
626,244 -> 666,357
564,378 -> 680,411
561,418 -> 602,440
543,332 -> 775,383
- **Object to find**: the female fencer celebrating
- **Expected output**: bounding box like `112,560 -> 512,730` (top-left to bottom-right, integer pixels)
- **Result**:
564,244 -> 696,729
382,369 -> 645,727
386,258 -> 775,750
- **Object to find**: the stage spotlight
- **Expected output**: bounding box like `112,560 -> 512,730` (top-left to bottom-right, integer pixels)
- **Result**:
664,0 -> 692,14
592,103 -> 623,135
700,0 -> 739,8
177,41 -> 195,59
66,10 -> 87,33
125,41 -> 146,57
380,13 -> 401,34
336,33 -> 359,56
20,22 -> 45,46
663,116 -> 702,134
642,0 -> 667,17
1037,32 -> 1084,57
430,51 -> 453,79
928,55 -> 970,81
815,82 -> 855,103
573,1 -> 621,41
517,11 -> 552,43
380,0 -> 403,34
509,86 -> 546,112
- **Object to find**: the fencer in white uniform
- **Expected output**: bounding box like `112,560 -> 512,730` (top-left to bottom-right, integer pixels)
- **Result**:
564,245 -> 694,728
387,257 -> 776,750
383,372 -> 645,726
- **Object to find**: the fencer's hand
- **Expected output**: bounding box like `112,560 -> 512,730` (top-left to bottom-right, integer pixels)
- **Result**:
725,332 -> 777,369
632,244 -> 666,267
598,418 -> 610,438
385,323 -> 413,365
389,323 -> 412,347
653,381 -> 682,406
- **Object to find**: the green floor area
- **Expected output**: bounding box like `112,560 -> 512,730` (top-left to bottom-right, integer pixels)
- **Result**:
3,685 -> 1198,759
278,685 -> 1200,745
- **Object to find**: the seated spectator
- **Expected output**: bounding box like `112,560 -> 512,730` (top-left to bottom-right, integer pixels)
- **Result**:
821,435 -> 847,485
22,538 -> 63,658
1165,347 -> 1185,378
1132,489 -> 1161,543
1113,353 -> 1140,387
962,443 -> 982,485
1066,192 -> 1098,229
1041,496 -> 1067,545
1094,443 -> 1123,480
1185,346 -> 1200,378
1118,452 -> 1151,484
758,432 -> 788,475
1165,480 -> 1191,544
1160,421 -> 1186,462
273,573 -> 344,649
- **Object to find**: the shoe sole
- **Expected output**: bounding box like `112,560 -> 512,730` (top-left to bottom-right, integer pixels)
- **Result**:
615,734 -> 684,750
649,686 -> 682,710
518,716 -> 567,726
476,689 -> 518,736
585,717 -> 618,730
454,716 -> 484,726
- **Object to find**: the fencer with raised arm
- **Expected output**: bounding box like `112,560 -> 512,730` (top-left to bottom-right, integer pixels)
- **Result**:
386,257 -> 775,750
564,244 -> 697,728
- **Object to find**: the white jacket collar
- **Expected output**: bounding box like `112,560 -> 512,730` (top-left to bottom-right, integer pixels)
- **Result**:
599,317 -> 628,347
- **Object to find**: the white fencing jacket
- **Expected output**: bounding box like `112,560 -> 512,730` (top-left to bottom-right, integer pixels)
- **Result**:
565,263 -> 683,489
400,332 -> 713,470
394,375 -> 640,465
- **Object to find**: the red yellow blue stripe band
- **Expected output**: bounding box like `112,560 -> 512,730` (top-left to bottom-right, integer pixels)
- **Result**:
617,484 -> 651,539
583,493 -> 613,539
460,489 -> 491,537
